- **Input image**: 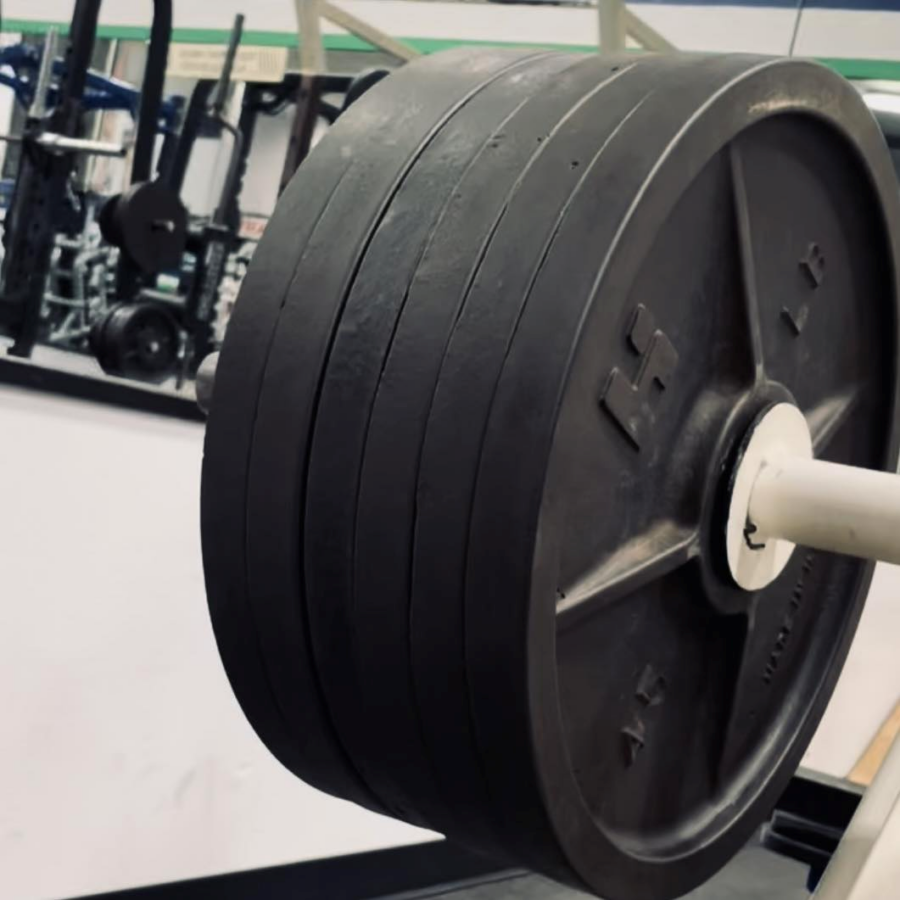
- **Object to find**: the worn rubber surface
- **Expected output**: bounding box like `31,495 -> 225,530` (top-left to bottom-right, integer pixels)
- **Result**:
203,48 -> 535,811
455,53 -> 783,883
353,53 -> 666,857
409,54 -> 711,882
242,48 -> 544,823
463,56 -> 900,899
305,51 -> 579,837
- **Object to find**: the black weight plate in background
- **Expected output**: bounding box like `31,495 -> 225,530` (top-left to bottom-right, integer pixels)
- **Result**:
305,52 -> 578,841
408,54 -> 715,882
107,302 -> 179,382
114,181 -> 188,273
202,48 -> 530,811
89,305 -> 122,375
464,58 -> 900,900
244,48 -> 544,824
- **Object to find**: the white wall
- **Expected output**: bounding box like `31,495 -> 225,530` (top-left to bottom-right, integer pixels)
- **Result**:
0,385 -> 433,900
804,563 -> 900,777
238,110 -> 293,218
2,0 -> 900,62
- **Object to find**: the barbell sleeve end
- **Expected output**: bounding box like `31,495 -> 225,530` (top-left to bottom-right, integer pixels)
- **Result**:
195,352 -> 219,416
749,457 -> 900,566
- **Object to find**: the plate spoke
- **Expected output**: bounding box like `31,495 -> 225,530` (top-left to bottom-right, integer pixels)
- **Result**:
807,387 -> 860,456
557,523 -> 699,632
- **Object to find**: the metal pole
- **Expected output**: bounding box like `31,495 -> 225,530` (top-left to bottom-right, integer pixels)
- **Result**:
211,14 -> 245,116
296,0 -> 326,75
813,729 -> 900,899
34,133 -> 126,156
29,29 -> 59,119
278,73 -> 322,192
130,0 -> 173,184
598,0 -> 626,54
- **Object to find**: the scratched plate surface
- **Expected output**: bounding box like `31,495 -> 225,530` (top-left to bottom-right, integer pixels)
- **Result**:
304,50 -> 573,838
202,47 -> 538,814
203,49 -> 900,900
461,57 -> 900,900
399,54 -> 696,863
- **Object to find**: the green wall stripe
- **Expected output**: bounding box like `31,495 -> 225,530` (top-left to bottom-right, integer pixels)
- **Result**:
0,18 -> 594,51
3,17 -> 900,81
817,56 -> 900,79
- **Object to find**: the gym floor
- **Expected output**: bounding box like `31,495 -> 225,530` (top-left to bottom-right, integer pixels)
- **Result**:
406,847 -> 809,900
84,840 -> 810,900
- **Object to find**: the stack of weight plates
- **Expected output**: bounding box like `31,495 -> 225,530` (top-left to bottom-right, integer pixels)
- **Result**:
201,49 -> 900,900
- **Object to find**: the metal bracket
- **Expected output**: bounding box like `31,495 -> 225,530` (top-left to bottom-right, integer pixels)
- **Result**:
320,1 -> 420,63
598,0 -> 676,53
295,0 -> 419,74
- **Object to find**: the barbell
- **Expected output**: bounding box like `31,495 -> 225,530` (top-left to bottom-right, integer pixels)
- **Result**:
199,48 -> 900,900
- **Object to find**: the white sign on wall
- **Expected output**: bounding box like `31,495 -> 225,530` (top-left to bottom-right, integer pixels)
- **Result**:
167,44 -> 289,83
